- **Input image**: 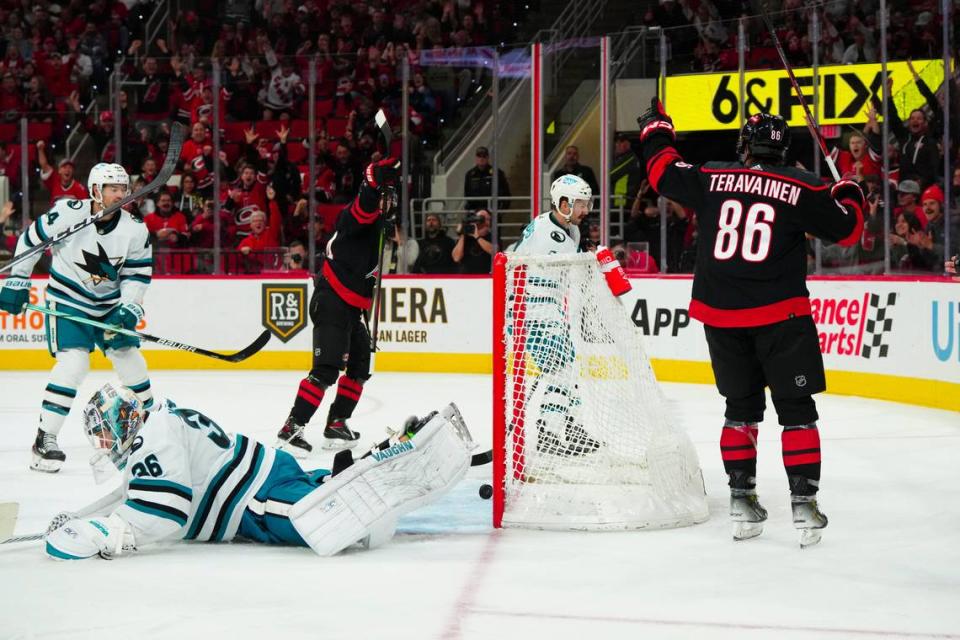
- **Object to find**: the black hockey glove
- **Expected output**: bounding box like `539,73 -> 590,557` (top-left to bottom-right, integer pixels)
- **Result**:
830,179 -> 865,215
364,157 -> 400,190
637,97 -> 675,143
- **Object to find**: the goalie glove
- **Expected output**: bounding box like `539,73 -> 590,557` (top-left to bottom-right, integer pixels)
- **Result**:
637,97 -> 675,144
45,514 -> 136,560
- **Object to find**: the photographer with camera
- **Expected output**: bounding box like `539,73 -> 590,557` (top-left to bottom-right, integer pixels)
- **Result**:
452,208 -> 493,274
284,240 -> 309,276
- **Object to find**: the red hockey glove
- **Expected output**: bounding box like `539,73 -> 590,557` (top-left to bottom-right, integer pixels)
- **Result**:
830,179 -> 865,214
637,97 -> 675,143
364,157 -> 400,190
831,179 -> 865,247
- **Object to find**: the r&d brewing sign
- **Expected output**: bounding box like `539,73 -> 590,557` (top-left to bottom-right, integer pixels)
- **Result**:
261,283 -> 307,343
664,59 -> 948,132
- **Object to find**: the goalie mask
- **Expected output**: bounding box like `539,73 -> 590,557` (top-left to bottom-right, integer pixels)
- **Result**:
84,383 -> 145,475
87,162 -> 131,204
549,174 -> 592,223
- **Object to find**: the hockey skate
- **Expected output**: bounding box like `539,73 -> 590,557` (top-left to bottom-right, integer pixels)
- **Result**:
322,418 -> 360,450
730,489 -> 768,541
276,417 -> 313,459
31,429 -> 66,473
792,496 -> 828,548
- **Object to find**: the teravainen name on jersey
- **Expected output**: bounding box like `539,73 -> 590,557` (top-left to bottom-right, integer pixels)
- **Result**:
12,199 -> 152,318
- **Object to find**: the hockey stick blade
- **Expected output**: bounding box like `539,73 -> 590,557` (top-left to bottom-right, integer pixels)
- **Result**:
0,502 -> 18,541
1,123 -> 187,275
1,532 -> 43,545
471,449 -> 493,467
25,304 -> 271,363
374,108 -> 392,148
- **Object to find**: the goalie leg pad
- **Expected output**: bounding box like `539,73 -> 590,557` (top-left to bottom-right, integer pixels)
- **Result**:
289,404 -> 474,556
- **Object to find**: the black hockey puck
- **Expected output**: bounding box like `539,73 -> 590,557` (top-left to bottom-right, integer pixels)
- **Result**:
478,484 -> 493,500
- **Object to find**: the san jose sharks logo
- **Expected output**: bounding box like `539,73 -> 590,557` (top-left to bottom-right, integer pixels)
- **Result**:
75,243 -> 124,285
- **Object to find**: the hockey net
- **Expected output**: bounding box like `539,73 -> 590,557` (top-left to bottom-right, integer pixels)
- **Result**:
492,252 -> 708,530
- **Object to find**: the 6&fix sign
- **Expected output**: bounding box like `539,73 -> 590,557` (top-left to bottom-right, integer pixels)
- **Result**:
664,59 -> 948,132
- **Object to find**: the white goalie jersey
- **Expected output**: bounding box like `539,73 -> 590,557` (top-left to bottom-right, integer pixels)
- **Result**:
11,199 -> 152,318
111,400 -> 275,546
511,212 -> 580,256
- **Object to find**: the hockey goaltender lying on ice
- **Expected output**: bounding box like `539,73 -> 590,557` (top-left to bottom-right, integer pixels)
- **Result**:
31,384 -> 475,559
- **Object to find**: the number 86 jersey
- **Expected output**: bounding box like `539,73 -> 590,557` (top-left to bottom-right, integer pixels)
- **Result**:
114,399 -> 276,546
644,155 -> 861,328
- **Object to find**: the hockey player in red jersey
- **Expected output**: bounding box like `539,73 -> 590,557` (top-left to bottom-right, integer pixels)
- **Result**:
276,157 -> 400,456
636,99 -> 864,547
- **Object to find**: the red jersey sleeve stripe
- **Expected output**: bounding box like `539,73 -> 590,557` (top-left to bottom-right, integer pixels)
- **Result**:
646,147 -> 682,192
835,200 -> 864,248
350,199 -> 378,224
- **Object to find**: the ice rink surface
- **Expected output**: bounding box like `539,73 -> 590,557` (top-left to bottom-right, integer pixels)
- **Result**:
1,370 -> 958,640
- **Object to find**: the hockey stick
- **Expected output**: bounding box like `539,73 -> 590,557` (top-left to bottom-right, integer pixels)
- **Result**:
470,450 -> 492,466
1,487 -> 124,545
1,123 -> 188,275
759,6 -> 841,181
26,303 -> 271,363
369,109 -> 393,353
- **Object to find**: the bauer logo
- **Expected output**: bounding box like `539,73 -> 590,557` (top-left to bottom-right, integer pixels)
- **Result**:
261,284 -> 307,343
810,292 -> 897,358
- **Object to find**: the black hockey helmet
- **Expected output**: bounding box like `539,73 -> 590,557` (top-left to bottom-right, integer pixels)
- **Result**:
737,113 -> 791,163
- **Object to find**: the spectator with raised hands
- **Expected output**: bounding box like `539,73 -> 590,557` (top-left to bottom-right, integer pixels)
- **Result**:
130,56 -> 177,136
261,49 -> 304,120
37,140 -> 89,205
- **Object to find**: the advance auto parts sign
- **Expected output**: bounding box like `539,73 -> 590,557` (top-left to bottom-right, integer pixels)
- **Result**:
664,59 -> 947,132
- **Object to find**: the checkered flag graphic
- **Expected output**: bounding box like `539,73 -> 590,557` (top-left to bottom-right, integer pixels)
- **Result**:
862,292 -> 897,358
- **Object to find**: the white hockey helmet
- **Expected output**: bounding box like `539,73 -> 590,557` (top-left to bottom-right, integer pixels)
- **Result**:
550,174 -> 592,221
83,383 -> 145,471
87,162 -> 130,204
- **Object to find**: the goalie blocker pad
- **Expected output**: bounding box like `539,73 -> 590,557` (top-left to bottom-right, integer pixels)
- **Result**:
290,403 -> 475,556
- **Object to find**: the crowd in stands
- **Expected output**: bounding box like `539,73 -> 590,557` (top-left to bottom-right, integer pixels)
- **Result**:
643,0 -> 955,73
0,0 -> 955,277
0,0 -> 523,273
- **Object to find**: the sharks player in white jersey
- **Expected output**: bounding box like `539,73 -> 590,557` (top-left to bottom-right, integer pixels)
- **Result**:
512,174 -> 592,255
44,384 -> 474,559
509,175 -> 600,456
0,163 -> 154,473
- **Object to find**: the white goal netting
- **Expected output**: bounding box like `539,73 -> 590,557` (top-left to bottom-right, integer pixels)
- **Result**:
495,252 -> 708,530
